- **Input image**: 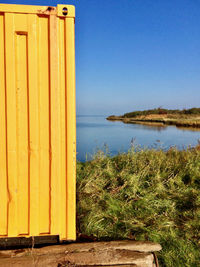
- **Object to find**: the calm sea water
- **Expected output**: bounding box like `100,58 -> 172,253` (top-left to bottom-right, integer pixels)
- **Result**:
76,115 -> 200,161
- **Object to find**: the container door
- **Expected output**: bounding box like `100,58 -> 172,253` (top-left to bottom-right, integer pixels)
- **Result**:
0,4 -> 76,240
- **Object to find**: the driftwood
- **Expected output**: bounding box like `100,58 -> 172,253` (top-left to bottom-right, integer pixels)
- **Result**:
0,240 -> 161,267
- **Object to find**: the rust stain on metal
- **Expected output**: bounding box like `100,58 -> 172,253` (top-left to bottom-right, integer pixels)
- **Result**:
37,6 -> 56,15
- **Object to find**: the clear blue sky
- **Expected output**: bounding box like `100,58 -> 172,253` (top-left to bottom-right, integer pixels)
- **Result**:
3,0 -> 200,115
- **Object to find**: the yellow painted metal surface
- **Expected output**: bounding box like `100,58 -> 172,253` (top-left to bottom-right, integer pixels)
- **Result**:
0,3 -> 76,240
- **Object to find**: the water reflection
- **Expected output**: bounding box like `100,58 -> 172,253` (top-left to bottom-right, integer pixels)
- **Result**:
126,123 -> 167,132
77,116 -> 200,161
109,120 -> 167,132
176,126 -> 200,132
122,121 -> 200,132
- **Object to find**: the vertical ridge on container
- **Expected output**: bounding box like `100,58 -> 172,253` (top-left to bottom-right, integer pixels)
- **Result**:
28,14 -> 40,236
15,32 -> 29,235
0,13 -> 8,236
65,17 -> 76,240
49,14 -> 61,236
59,17 -> 67,240
5,13 -> 18,237
38,15 -> 50,234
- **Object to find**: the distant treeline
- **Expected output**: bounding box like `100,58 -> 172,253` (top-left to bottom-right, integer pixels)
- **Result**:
123,107 -> 200,118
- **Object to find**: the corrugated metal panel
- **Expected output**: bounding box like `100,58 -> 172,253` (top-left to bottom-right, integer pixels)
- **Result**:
0,4 -> 76,241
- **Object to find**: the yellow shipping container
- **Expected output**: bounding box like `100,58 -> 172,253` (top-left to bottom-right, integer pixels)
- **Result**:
0,4 -> 76,241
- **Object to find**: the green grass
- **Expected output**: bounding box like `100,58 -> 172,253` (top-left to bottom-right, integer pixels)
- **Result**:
123,107 -> 200,118
77,147 -> 200,267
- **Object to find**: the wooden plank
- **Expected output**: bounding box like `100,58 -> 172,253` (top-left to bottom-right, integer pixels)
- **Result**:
0,240 -> 161,266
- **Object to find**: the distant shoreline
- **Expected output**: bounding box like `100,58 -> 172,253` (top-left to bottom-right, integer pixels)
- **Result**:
106,108 -> 200,129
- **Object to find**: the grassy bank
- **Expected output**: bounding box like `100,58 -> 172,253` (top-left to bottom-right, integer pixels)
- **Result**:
123,107 -> 200,117
77,147 -> 200,267
107,108 -> 200,128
